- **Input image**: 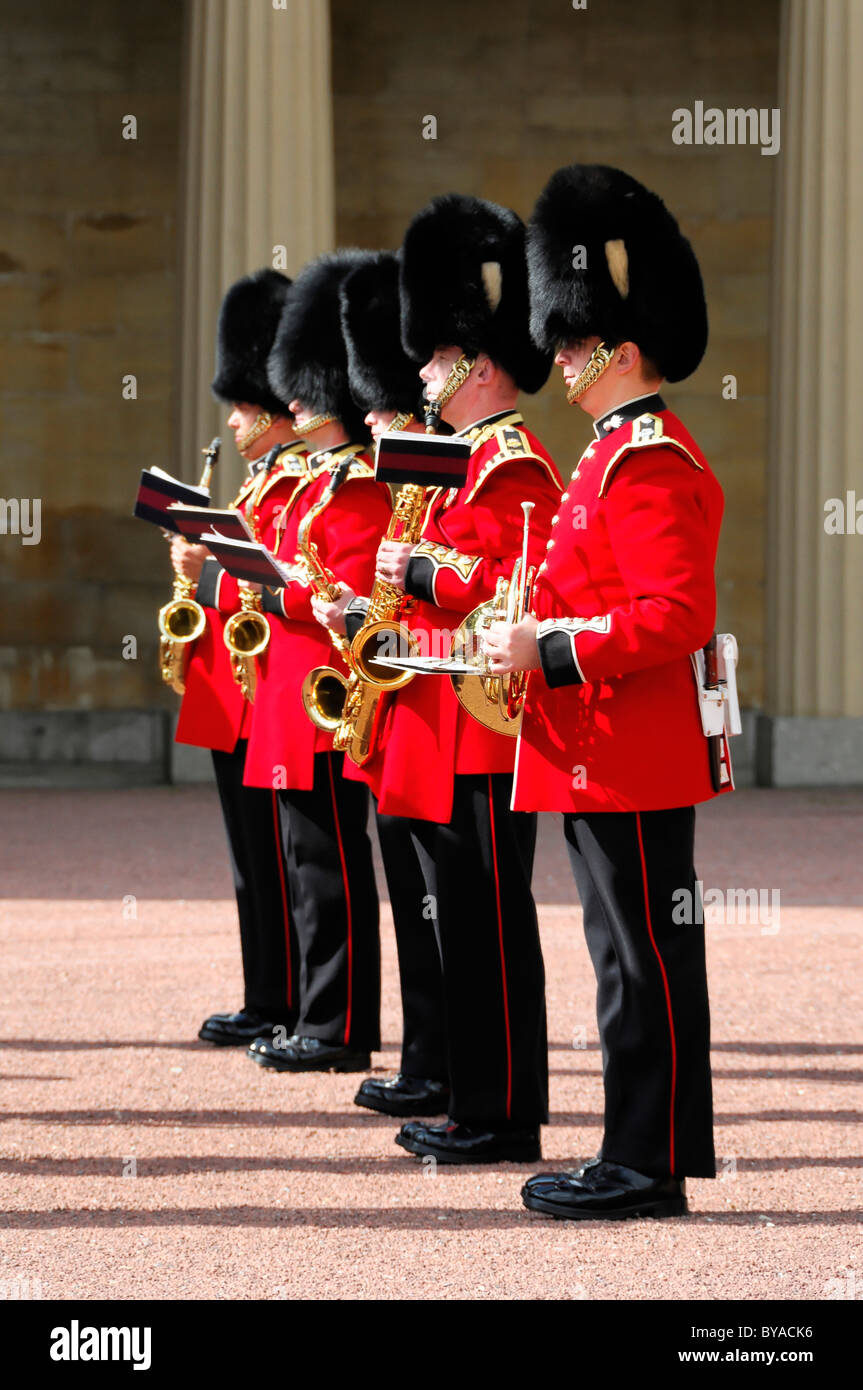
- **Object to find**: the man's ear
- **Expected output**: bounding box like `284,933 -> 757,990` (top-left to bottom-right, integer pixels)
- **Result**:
615,341 -> 642,376
474,352 -> 494,383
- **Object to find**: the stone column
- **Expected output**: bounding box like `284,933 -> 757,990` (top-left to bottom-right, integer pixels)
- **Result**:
764,0 -> 863,782
176,0 -> 335,495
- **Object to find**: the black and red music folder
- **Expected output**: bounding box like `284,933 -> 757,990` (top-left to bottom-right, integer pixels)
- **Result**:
133,467 -> 210,533
201,534 -> 295,589
168,505 -> 255,545
374,431 -> 471,488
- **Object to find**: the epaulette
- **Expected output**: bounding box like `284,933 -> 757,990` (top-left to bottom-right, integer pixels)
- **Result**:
464,424 -> 561,504
305,443 -> 366,478
598,413 -> 704,499
275,442 -> 309,474
328,442 -> 374,481
253,445 -> 312,505
341,458 -> 375,482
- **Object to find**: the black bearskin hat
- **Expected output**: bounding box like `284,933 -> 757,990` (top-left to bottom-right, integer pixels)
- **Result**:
211,268 -> 293,414
527,164 -> 707,382
267,250 -> 375,442
339,251 -> 423,415
399,194 -> 552,394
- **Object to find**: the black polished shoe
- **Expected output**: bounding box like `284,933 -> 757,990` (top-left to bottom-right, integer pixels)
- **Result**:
198,1009 -> 284,1047
395,1120 -> 541,1164
354,1074 -> 450,1117
246,1025 -> 294,1056
247,1034 -> 371,1073
522,1158 -> 688,1220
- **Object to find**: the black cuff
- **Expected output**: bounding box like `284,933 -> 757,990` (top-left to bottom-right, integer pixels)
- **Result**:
261,586 -> 285,618
537,626 -> 585,688
405,553 -> 436,604
345,597 -> 369,643
196,558 -> 222,610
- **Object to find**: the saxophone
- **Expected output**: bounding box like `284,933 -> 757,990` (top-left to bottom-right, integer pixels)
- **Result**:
158,437 -> 221,694
296,456 -> 360,732
223,445 -> 285,703
333,478 -> 426,765
332,391 -> 468,765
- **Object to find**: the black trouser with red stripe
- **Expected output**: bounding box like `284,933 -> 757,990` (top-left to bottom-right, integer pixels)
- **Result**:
375,806 -> 447,1083
278,752 -> 381,1050
211,739 -> 297,1024
564,806 -> 715,1180
409,773 -> 548,1128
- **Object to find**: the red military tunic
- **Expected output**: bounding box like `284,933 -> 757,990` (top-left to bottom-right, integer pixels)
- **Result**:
512,406 -> 727,814
351,411 -> 562,823
241,445 -> 392,792
175,441 -> 309,752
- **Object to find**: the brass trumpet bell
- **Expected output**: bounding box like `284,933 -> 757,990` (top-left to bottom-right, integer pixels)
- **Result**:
350,620 -> 418,691
302,666 -> 350,732
450,589 -> 519,739
450,555 -> 535,739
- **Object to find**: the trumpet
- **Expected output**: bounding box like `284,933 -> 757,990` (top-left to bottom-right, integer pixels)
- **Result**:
297,458 -> 357,732
158,437 -> 221,694
450,501 -> 536,737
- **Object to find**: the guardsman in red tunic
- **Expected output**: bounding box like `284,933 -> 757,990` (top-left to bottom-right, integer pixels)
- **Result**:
318,197 -> 562,1163
170,269 -> 304,1050
485,165 -> 730,1218
312,251 -> 449,1118
241,251 -> 393,1074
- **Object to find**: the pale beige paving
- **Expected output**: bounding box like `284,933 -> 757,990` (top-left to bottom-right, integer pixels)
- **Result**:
0,787 -> 861,1301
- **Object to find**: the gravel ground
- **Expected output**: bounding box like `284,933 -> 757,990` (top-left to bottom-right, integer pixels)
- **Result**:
1,786 -> 861,1302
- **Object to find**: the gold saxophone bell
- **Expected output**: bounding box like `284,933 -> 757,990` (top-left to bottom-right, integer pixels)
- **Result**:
302,665 -> 350,731
349,619 -> 418,691
158,578 -> 207,695
223,591 -> 270,703
158,591 -> 207,645
293,452 -> 361,734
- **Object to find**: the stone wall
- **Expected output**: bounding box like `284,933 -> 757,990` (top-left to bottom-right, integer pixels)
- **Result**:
331,0 -> 781,707
0,0 -> 780,782
0,0 -> 183,742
